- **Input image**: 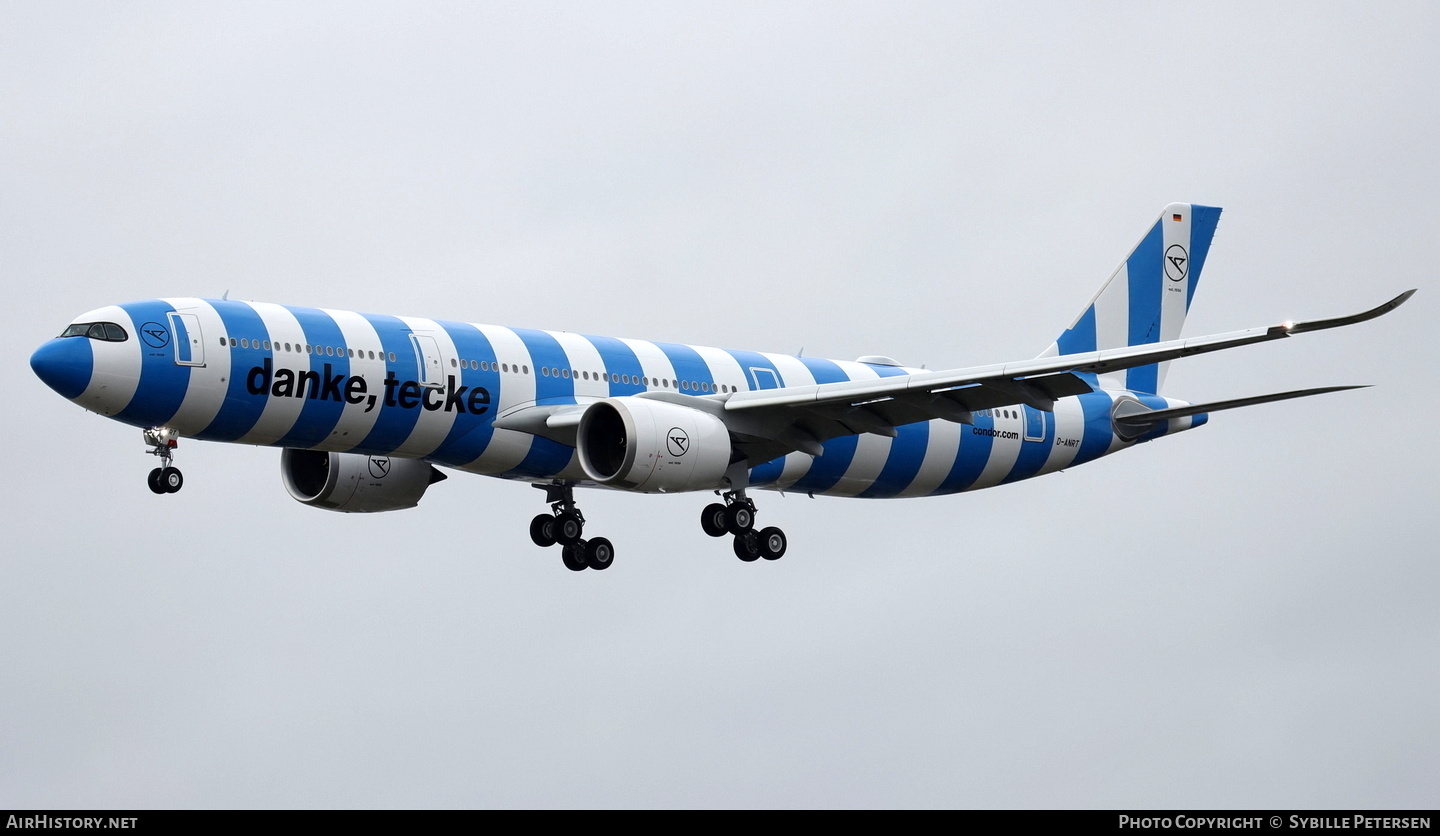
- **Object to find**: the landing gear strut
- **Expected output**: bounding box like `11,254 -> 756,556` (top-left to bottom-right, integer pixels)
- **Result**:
144,427 -> 183,494
702,490 -> 786,562
530,482 -> 614,572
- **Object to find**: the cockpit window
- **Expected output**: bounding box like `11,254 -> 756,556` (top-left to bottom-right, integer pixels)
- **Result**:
59,322 -> 129,342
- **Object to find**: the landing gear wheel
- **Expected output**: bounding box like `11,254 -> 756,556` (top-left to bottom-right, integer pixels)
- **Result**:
555,512 -> 584,545
701,503 -> 729,538
725,503 -> 754,535
758,527 -> 787,560
585,537 -> 614,571
561,542 -> 588,571
160,467 -> 183,493
733,532 -> 761,562
147,468 -> 166,495
529,514 -> 557,548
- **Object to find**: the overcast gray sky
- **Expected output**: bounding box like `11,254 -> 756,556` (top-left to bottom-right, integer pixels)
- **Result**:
3,1 -> 1437,809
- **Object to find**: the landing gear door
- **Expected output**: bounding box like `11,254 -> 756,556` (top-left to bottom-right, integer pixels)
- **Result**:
410,333 -> 445,389
167,312 -> 205,367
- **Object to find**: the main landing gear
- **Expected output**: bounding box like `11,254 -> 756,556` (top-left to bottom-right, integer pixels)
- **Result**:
529,482 -> 614,572
527,484 -> 787,572
701,490 -> 787,562
144,427 -> 183,495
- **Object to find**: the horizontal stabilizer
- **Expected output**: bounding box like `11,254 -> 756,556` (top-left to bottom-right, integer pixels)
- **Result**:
1113,385 -> 1370,430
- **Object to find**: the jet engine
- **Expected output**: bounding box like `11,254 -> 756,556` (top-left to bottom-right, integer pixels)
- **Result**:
577,398 -> 733,493
281,449 -> 446,512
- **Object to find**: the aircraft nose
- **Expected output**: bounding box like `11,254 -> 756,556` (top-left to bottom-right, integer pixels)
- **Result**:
30,337 -> 94,399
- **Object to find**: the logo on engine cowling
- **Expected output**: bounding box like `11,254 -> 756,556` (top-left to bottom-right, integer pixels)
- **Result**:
368,456 -> 391,479
666,427 -> 689,457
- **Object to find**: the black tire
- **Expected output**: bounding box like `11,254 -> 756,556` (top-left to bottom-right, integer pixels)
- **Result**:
555,512 -> 584,545
561,542 -> 588,571
700,503 -> 729,537
733,532 -> 761,562
147,468 -> 166,495
529,514 -> 557,548
585,537 -> 614,571
758,527 -> 787,560
724,503 -> 754,535
160,467 -> 183,493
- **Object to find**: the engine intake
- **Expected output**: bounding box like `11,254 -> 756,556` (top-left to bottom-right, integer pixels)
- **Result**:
577,398 -> 732,493
281,449 -> 446,512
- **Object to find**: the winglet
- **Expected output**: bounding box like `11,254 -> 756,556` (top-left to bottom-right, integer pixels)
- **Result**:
1282,289 -> 1416,335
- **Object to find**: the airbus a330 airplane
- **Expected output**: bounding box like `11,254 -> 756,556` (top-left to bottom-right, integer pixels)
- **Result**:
30,203 -> 1412,571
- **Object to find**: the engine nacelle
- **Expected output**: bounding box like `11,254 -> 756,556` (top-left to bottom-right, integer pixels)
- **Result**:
577,398 -> 733,493
281,449 -> 446,512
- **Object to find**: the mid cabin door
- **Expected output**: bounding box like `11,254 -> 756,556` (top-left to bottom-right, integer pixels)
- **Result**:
410,333 -> 444,389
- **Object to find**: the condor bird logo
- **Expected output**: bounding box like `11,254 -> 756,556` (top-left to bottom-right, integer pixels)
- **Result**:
666,428 -> 690,458
139,321 -> 170,348
1164,244 -> 1189,282
368,456 -> 391,479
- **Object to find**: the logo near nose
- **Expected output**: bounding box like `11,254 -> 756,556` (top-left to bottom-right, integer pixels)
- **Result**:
140,322 -> 171,348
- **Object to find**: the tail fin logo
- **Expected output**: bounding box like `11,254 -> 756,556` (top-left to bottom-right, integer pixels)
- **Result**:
1165,244 -> 1189,282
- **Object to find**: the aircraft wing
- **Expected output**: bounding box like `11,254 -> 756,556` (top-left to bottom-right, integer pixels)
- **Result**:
675,290 -> 1414,463
492,291 -> 1410,463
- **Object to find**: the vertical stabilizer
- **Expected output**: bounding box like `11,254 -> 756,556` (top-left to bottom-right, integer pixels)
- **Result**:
1040,203 -> 1222,393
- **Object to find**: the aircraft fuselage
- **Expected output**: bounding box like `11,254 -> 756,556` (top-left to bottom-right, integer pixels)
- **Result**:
30,297 -> 1196,499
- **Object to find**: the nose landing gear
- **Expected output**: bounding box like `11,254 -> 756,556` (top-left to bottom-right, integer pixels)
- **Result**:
531,482 -> 613,571
144,427 -> 183,494
702,491 -> 786,562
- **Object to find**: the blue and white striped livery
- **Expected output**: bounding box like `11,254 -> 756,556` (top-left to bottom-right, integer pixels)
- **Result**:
30,203 -> 1413,570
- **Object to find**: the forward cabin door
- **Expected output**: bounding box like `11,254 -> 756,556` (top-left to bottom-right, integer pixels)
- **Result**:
167,312 -> 205,367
